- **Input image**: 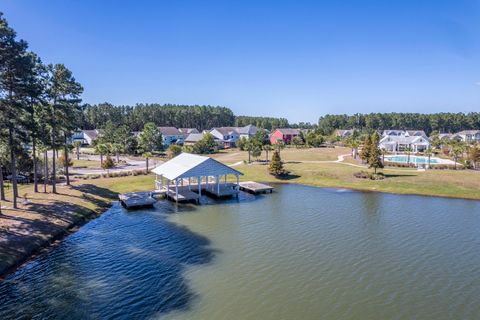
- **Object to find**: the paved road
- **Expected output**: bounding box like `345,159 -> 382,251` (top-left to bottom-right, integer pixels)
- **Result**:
70,154 -> 163,175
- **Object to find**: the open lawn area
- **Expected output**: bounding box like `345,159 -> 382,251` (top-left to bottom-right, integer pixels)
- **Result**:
211,147 -> 350,163
71,159 -> 102,169
235,162 -> 480,200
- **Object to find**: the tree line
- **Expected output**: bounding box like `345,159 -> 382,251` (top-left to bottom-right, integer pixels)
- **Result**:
318,113 -> 480,136
80,103 -> 236,131
80,105 -> 294,132
234,116 -> 289,131
0,12 -> 83,209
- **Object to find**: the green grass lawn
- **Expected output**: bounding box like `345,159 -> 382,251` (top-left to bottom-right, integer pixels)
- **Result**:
234,161 -> 480,200
71,159 -> 101,169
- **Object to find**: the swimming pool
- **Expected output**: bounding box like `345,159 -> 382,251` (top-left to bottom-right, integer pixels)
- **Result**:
384,155 -> 439,164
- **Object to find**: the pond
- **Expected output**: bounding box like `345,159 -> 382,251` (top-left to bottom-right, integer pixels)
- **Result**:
1,184 -> 479,319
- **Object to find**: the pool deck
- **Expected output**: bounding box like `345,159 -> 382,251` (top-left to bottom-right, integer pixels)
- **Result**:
384,154 -> 457,165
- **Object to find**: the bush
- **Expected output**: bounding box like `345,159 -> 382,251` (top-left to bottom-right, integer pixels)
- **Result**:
102,156 -> 115,170
354,171 -> 385,180
353,171 -> 369,179
58,155 -> 74,167
369,172 -> 385,180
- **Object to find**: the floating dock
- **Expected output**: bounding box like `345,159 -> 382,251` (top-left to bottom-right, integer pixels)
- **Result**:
239,181 -> 274,194
119,192 -> 157,209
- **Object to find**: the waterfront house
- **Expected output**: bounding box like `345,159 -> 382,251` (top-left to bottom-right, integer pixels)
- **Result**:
210,127 -> 240,148
152,153 -> 243,203
269,128 -> 300,144
158,127 -> 184,147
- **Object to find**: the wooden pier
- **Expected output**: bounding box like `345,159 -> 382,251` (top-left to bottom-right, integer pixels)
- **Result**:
119,192 -> 157,209
239,181 -> 274,194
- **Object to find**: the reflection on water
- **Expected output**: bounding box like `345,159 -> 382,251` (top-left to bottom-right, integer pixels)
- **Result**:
0,185 -> 479,320
0,201 -> 217,319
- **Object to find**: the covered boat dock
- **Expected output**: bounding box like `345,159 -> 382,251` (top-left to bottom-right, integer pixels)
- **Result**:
152,153 -> 243,203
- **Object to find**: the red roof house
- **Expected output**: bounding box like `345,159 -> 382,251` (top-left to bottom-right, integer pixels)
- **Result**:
269,128 -> 300,144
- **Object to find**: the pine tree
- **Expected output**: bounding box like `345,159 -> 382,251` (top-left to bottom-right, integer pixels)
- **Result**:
368,132 -> 383,174
268,151 -> 286,176
360,135 -> 372,164
138,122 -> 163,153
45,64 -> 82,191
0,13 -> 31,208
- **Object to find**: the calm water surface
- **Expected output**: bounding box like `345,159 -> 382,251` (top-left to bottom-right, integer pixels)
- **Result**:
1,185 -> 480,319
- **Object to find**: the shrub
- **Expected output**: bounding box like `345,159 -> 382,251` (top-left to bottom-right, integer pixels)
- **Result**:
102,156 -> 115,170
58,155 -> 74,167
353,171 -> 369,179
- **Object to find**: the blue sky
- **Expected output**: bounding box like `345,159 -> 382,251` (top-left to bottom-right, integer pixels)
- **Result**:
3,0 -> 480,123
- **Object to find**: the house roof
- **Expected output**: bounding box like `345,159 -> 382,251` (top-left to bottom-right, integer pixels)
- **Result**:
406,130 -> 427,137
274,128 -> 300,135
178,128 -> 199,134
380,135 -> 430,145
335,129 -> 353,136
438,133 -> 453,139
158,127 -> 181,136
152,153 -> 243,180
212,127 -> 239,135
236,124 -> 258,135
184,133 -> 204,142
83,129 -> 101,140
383,130 -> 427,138
457,130 -> 480,135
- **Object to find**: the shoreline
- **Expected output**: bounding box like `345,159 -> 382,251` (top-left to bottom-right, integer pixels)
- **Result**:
1,169 -> 479,279
0,208 -> 102,279
268,179 -> 480,201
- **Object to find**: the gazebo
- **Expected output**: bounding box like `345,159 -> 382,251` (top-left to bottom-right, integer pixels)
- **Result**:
152,153 -> 243,203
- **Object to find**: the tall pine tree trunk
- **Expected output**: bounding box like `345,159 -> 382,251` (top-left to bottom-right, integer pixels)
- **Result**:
8,127 -> 18,208
0,165 -> 5,201
32,136 -> 38,193
43,150 -> 48,193
51,133 -> 57,193
64,133 -> 70,186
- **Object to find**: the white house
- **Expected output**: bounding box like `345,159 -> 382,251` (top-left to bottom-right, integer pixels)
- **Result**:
210,127 -> 240,148
71,129 -> 101,146
379,131 -> 430,152
158,127 -> 184,147
236,124 -> 258,139
454,130 -> 480,143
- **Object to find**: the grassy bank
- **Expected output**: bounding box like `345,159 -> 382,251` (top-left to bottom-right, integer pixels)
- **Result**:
0,175 -> 153,277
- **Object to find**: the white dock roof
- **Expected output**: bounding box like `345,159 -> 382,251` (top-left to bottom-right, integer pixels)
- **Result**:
152,153 -> 243,180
